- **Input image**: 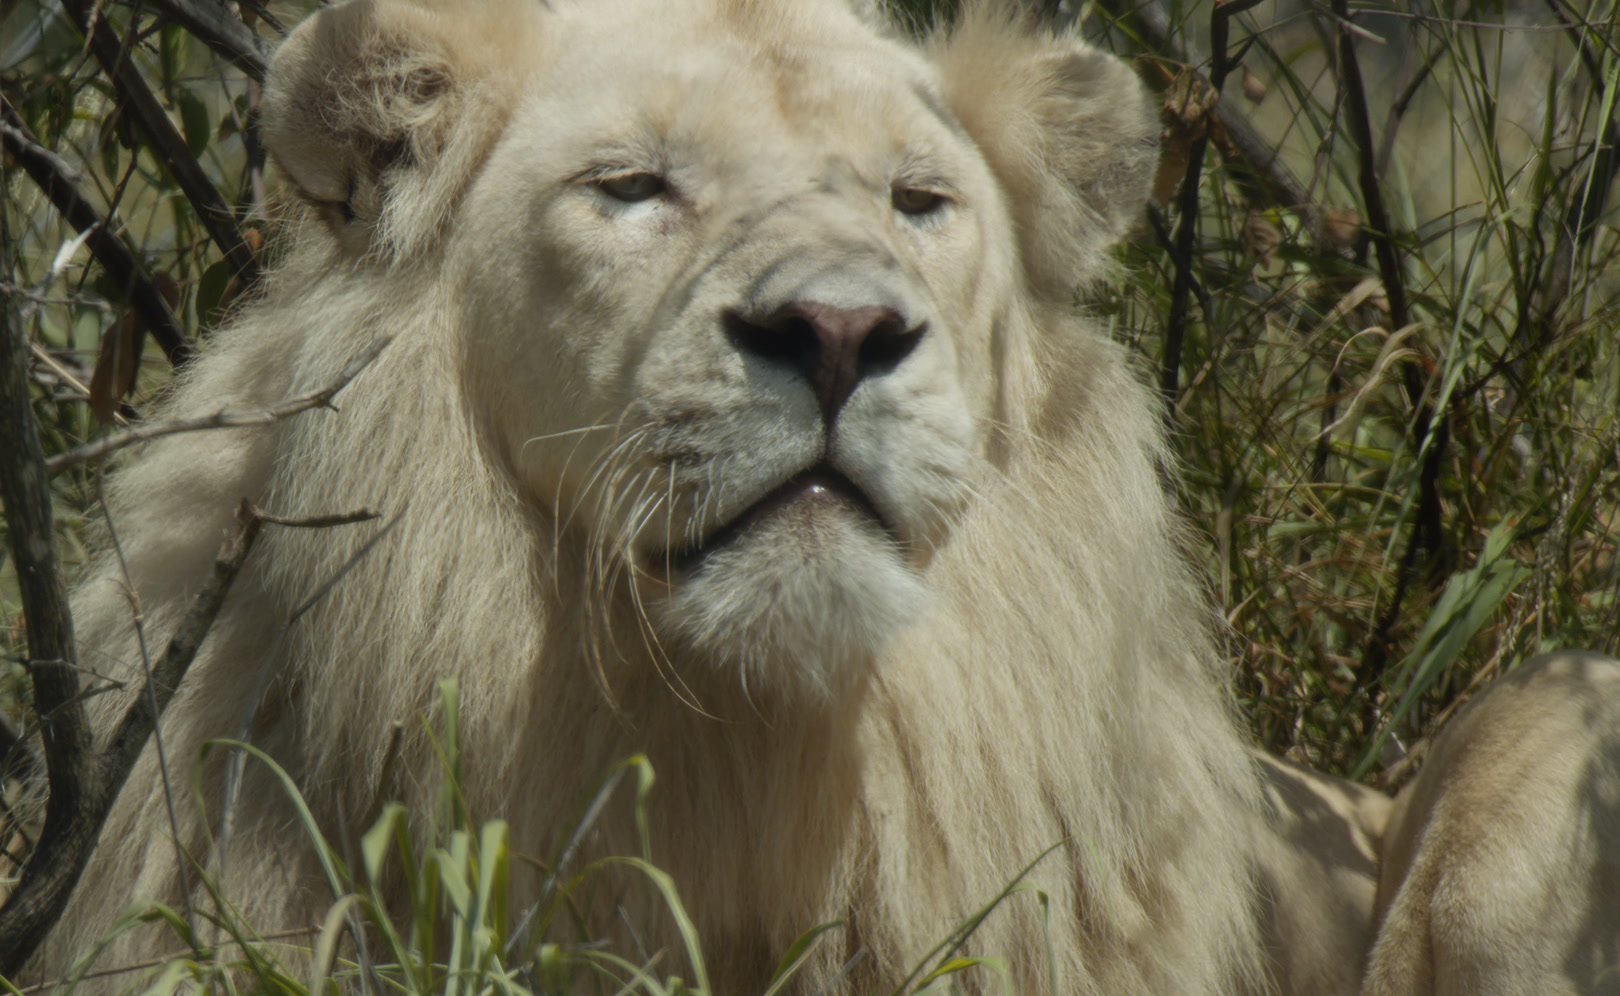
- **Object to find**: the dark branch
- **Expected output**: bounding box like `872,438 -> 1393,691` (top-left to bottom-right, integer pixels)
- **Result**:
100,503 -> 263,792
0,330 -> 386,968
248,507 -> 379,530
1332,0 -> 1411,333
61,0 -> 260,282
145,0 -> 269,81
1,105 -> 193,367
0,200 -> 98,977
1159,0 -> 1266,405
1333,0 -> 1449,679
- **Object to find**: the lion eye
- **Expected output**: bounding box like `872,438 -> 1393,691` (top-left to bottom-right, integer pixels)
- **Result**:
596,172 -> 667,203
892,185 -> 947,216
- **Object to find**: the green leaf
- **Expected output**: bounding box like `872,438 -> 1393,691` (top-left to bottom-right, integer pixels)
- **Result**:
159,23 -> 189,83
309,893 -> 365,996
1351,522 -> 1530,779
362,801 -> 406,886
917,956 -> 1007,987
179,90 -> 212,159
141,958 -> 200,996
476,819 -> 512,945
196,257 -> 233,325
437,832 -> 474,915
763,920 -> 844,995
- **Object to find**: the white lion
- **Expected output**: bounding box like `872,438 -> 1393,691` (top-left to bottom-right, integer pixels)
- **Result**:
30,0 -> 1620,993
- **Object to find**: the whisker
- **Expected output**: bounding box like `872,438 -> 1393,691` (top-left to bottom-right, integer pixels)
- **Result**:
520,423 -> 618,446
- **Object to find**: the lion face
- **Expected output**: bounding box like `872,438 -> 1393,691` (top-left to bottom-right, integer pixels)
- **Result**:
449,4 -> 1013,699
263,0 -> 1159,703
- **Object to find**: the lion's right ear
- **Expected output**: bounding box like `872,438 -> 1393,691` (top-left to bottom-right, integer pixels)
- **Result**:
262,0 -> 538,258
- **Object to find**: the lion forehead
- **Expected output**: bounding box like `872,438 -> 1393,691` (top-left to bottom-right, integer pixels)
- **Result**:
497,2 -> 965,181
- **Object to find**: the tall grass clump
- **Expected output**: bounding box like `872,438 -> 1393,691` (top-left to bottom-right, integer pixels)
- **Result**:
1093,0 -> 1619,777
22,681 -> 1035,994
31,683 -> 723,995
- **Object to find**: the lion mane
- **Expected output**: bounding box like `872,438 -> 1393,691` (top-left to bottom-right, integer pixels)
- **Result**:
42,1 -> 1272,992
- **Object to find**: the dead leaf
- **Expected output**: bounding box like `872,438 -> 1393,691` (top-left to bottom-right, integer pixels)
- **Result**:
1319,209 -> 1364,257
217,227 -> 265,315
1243,212 -> 1282,264
1154,68 -> 1224,204
1241,67 -> 1268,103
89,271 -> 178,423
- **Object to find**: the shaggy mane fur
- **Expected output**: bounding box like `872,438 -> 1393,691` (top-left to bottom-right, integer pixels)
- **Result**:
40,2 -> 1267,993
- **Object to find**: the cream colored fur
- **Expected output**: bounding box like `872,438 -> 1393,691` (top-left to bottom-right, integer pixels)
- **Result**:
29,0 -> 1619,994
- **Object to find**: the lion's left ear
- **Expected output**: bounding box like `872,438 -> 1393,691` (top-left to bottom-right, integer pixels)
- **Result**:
929,13 -> 1159,296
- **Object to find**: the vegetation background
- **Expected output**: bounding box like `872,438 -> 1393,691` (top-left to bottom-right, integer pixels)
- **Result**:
1,0 -> 1617,990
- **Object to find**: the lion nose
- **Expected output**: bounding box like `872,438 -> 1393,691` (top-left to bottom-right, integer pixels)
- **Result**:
725,301 -> 925,422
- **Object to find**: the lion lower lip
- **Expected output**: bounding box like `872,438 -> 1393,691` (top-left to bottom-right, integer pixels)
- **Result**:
667,466 -> 882,572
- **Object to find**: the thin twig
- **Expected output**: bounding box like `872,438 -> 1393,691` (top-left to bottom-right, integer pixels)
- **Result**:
1375,60 -> 1436,178
248,507 -> 380,529
98,471 -> 198,939
99,502 -> 263,805
0,329 -> 385,967
45,337 -> 393,473
0,499 -> 263,974
13,926 -> 319,994
1160,0 -> 1266,404
1,105 -> 192,366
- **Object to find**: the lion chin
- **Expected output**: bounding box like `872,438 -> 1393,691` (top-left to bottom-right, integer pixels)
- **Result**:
656,467 -> 928,703
31,0 -> 1620,994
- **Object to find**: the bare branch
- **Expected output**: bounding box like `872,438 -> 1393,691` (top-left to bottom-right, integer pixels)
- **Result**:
248,507 -> 380,529
1331,0 -> 1450,679
1331,0 -> 1411,333
100,503 -> 263,789
1,105 -> 193,367
0,331 -> 386,967
45,337 -> 393,474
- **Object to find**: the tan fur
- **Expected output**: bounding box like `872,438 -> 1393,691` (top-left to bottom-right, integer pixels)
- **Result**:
1250,752 -> 1390,995
31,0 -> 1617,994
1364,652 -> 1620,995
